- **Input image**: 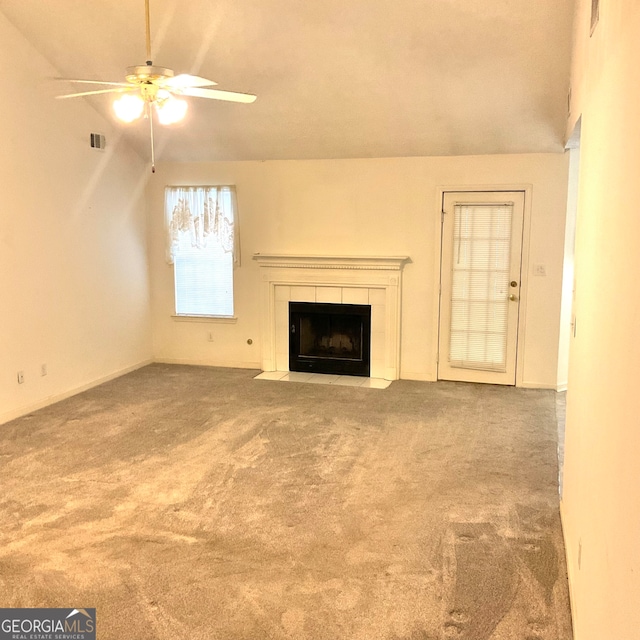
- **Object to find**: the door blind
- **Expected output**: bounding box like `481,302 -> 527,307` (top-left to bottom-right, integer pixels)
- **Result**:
449,203 -> 513,372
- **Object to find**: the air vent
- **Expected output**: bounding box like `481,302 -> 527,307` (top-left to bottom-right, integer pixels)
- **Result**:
90,133 -> 106,150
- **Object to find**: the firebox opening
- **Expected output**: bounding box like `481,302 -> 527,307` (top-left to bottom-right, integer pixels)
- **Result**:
289,302 -> 371,376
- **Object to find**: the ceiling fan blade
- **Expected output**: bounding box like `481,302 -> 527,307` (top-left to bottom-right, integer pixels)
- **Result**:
56,87 -> 135,99
163,74 -> 217,89
180,87 -> 257,104
54,78 -> 131,87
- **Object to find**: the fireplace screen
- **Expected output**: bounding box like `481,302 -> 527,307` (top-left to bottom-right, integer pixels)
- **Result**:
289,302 -> 371,376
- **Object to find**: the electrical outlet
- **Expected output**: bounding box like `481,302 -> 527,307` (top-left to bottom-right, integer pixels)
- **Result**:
41,364 -> 47,376
534,263 -> 547,276
207,332 -> 214,342
17,371 -> 24,384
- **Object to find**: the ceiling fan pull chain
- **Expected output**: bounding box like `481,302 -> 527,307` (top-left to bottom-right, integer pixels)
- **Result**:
148,102 -> 156,173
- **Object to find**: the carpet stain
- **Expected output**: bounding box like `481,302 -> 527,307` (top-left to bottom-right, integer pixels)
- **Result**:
443,522 -> 519,640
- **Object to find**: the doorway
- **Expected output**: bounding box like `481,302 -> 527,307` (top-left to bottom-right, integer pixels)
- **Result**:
438,191 -> 525,385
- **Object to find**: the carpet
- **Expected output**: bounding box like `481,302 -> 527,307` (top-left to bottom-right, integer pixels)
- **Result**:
0,364 -> 572,639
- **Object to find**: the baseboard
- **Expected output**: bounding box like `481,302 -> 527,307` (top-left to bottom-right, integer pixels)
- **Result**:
389,372 -> 559,386
0,359 -> 153,426
154,358 -> 262,370
559,500 -> 578,638
398,371 -> 436,382
518,381 -> 557,390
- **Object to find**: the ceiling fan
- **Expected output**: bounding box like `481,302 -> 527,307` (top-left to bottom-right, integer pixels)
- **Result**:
56,0 -> 256,172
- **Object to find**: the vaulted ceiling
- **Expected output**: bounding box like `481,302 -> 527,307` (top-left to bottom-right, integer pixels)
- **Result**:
0,0 -> 575,163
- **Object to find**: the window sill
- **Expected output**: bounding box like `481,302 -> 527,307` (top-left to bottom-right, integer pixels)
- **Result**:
172,315 -> 238,324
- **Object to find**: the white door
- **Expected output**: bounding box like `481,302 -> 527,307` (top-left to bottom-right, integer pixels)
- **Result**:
438,191 -> 525,385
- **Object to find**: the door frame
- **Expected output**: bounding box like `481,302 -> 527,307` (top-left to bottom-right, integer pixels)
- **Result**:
433,185 -> 533,388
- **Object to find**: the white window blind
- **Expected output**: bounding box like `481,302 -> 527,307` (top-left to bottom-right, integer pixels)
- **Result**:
449,203 -> 513,372
165,186 -> 239,317
174,246 -> 234,316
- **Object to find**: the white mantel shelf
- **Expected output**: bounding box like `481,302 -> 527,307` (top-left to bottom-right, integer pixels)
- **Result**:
252,254 -> 410,271
253,253 -> 410,381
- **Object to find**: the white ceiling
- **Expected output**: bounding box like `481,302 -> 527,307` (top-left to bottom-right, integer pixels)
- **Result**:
0,0 -> 575,163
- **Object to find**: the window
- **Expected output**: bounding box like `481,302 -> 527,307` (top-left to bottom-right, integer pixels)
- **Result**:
449,202 -> 513,372
165,186 -> 239,317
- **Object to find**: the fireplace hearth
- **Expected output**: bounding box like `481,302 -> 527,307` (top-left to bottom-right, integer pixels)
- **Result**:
289,302 -> 371,376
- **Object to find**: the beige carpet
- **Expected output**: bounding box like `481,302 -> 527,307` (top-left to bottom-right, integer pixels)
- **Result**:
0,364 -> 572,639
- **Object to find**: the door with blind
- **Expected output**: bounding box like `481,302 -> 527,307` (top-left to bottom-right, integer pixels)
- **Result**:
438,191 -> 525,385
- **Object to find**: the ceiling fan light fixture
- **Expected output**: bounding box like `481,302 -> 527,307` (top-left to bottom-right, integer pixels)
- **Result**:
113,93 -> 145,122
156,95 -> 188,125
56,0 -> 255,172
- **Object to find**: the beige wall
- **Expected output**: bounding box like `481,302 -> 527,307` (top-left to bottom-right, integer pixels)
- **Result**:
148,154 -> 569,386
561,0 -> 640,637
0,12 -> 153,424
557,145 -> 580,390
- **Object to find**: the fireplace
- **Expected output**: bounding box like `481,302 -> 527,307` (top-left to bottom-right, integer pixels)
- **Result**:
289,302 -> 371,376
252,254 -> 410,380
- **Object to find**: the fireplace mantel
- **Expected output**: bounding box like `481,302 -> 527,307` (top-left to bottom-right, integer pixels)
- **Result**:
253,254 -> 410,271
253,254 -> 410,380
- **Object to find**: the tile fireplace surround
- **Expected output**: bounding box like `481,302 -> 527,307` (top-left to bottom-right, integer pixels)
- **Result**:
253,254 -> 410,380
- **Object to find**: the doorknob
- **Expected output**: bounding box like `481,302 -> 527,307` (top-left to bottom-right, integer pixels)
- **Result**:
509,294 -> 519,301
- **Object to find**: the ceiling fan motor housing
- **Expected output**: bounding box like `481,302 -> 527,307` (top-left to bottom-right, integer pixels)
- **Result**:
126,65 -> 174,83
